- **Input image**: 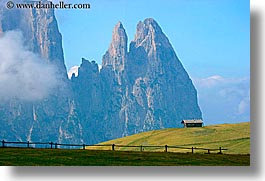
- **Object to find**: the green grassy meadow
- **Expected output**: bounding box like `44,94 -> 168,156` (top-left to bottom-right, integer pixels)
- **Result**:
0,148 -> 249,166
87,122 -> 250,154
0,122 -> 250,166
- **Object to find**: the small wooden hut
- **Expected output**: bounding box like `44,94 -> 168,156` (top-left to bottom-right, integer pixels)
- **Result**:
181,119 -> 203,128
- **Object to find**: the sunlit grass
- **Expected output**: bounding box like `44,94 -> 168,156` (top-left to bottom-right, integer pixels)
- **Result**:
87,122 -> 250,154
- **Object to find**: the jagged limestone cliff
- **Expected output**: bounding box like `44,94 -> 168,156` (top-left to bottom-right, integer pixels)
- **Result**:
0,3 -> 201,144
0,4 -> 74,143
72,19 -> 202,142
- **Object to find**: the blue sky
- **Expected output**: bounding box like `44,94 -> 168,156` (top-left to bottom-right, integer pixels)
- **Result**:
55,0 -> 250,125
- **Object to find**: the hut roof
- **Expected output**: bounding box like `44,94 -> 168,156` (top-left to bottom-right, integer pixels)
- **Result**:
181,119 -> 203,124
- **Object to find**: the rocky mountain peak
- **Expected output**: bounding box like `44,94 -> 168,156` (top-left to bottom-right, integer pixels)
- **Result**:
79,58 -> 99,75
1,14 -> 202,145
136,18 -> 163,38
0,4 -> 67,77
114,21 -> 124,31
133,18 -> 172,59
102,21 -> 128,72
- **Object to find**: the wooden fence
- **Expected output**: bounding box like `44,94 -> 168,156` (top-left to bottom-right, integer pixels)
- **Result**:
1,140 -> 228,154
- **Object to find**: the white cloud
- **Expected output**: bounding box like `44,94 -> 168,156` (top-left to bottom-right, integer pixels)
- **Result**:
67,64 -> 102,79
238,97 -> 250,115
0,31 -> 60,101
193,75 -> 248,88
98,64 -> 102,71
193,75 -> 223,88
68,65 -> 79,79
192,75 -> 250,124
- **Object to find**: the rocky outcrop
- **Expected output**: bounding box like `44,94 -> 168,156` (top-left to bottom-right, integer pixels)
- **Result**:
71,19 -> 202,142
123,19 -> 201,135
0,4 -> 73,143
0,5 -> 66,75
127,18 -> 202,131
0,3 -> 202,144
102,22 -> 127,72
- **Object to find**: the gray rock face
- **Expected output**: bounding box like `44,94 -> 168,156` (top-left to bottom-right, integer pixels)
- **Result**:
70,58 -> 105,143
0,4 -> 202,144
71,19 -> 202,142
0,5 -> 66,75
127,19 -> 201,134
0,5 -> 73,143
102,22 -> 127,72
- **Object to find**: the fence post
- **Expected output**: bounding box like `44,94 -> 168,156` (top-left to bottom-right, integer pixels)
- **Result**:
192,147 -> 194,154
219,147 -> 222,154
165,145 -> 168,152
83,144 -> 86,150
27,141 -> 30,148
55,143 -> 57,149
208,149 -> 210,154
2,140 -> 5,147
140,145 -> 143,152
50,142 -> 53,149
112,144 -> 115,151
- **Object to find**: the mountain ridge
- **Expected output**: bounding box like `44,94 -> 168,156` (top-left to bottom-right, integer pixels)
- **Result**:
0,5 -> 202,145
71,18 -> 202,142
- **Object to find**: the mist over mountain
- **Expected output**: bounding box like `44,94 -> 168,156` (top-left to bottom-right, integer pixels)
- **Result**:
0,31 -> 59,101
0,5 -> 201,144
0,4 -> 72,142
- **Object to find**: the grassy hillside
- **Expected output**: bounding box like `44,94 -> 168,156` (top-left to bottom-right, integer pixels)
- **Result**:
87,122 -> 250,154
0,122 -> 250,166
0,148 -> 250,166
